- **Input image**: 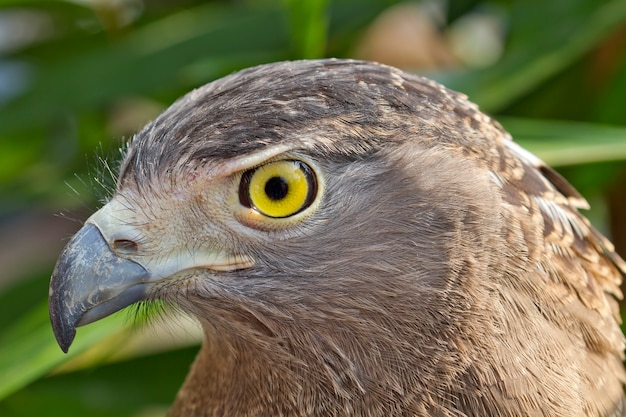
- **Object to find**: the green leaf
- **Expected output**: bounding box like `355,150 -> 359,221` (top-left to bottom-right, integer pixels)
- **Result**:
0,346 -> 198,417
0,301 -> 132,400
283,0 -> 330,58
0,3 -> 291,135
436,0 -> 626,112
502,117 -> 626,167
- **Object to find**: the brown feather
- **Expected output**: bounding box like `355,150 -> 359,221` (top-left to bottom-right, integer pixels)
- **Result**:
108,59 -> 626,416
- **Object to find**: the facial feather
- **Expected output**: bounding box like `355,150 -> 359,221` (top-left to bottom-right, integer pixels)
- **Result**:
50,59 -> 626,417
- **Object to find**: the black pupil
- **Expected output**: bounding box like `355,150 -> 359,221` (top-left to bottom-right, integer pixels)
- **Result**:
265,176 -> 289,200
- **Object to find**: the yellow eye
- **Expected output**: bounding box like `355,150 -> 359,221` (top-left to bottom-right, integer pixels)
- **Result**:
239,160 -> 317,218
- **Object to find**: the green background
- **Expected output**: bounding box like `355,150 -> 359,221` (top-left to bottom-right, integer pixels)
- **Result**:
1,0 -> 625,416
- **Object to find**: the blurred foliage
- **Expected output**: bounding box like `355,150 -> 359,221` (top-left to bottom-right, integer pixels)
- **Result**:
0,0 -> 625,416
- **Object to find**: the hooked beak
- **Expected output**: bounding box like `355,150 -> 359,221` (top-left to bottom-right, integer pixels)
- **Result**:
49,199 -> 254,353
49,223 -> 150,353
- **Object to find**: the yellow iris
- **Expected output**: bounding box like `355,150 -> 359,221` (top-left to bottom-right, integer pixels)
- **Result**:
244,160 -> 315,218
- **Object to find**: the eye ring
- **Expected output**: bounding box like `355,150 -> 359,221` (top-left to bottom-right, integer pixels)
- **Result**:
239,160 -> 318,218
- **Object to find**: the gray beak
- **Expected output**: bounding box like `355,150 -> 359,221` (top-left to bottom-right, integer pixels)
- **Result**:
49,223 -> 149,353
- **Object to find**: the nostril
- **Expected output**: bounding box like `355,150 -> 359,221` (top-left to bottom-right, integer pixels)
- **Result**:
112,239 -> 139,255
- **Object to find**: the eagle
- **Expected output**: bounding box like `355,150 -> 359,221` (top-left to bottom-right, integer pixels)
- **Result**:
49,59 -> 626,417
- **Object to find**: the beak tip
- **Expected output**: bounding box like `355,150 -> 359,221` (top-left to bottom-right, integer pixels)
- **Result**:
49,296 -> 77,353
54,327 -> 75,354
48,223 -> 151,353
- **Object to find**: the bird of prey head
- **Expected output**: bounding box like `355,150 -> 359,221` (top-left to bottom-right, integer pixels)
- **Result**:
49,59 -> 626,417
